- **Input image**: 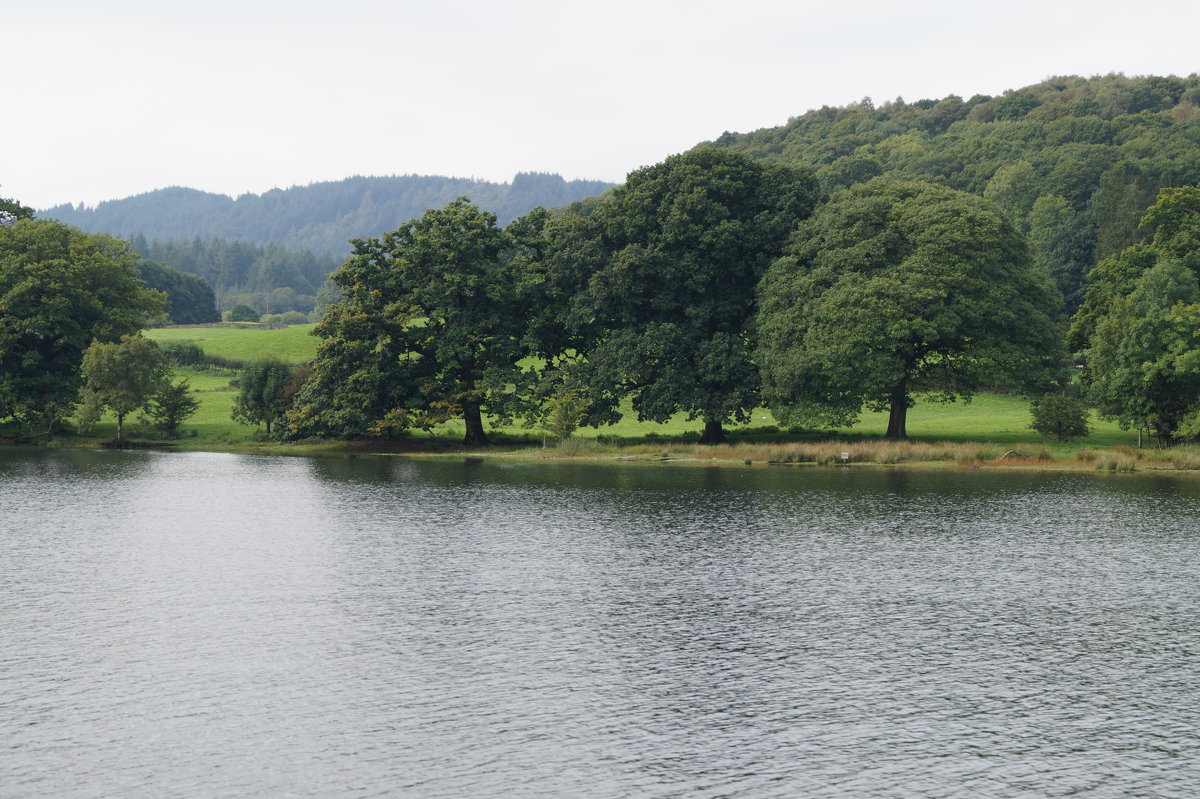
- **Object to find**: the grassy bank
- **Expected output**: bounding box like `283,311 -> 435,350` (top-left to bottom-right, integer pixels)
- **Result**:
62,322 -> 1196,473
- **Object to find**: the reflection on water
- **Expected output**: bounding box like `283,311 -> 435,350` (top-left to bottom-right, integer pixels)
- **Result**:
2,447 -> 1199,798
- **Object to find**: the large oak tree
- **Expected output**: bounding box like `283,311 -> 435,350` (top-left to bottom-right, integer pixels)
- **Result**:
555,149 -> 821,443
757,178 -> 1064,439
289,199 -> 545,444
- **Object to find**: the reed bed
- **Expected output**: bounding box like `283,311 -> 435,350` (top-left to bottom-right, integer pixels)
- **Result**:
698,440 -> 1010,466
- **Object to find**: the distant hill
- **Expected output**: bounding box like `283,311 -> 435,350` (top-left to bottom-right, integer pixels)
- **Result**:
699,73 -> 1200,309
40,172 -> 615,255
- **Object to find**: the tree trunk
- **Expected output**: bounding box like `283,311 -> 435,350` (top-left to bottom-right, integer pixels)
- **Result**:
698,419 -> 726,444
116,412 -> 125,442
463,402 -> 489,445
885,381 -> 908,440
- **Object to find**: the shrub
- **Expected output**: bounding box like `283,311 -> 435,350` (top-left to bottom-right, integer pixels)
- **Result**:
260,311 -> 309,328
145,379 -> 200,437
1030,394 -> 1091,442
228,304 -> 261,323
161,341 -> 206,366
541,389 -> 588,442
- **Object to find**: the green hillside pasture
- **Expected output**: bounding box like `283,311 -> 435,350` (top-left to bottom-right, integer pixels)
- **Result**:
146,325 -> 319,365
81,368 -> 262,446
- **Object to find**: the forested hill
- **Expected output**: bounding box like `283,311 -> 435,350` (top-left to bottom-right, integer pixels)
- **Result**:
40,172 -> 615,255
699,73 -> 1200,308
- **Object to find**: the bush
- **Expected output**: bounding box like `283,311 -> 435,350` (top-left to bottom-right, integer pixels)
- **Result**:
228,304 -> 261,323
541,389 -> 588,442
161,341 -> 206,366
260,310 -> 309,328
145,379 -> 200,437
1030,394 -> 1091,442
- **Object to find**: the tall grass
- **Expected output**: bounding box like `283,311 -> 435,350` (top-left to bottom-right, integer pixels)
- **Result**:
706,440 -> 1008,465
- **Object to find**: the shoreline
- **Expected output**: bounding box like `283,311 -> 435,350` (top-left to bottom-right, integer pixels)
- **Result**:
9,435 -> 1200,477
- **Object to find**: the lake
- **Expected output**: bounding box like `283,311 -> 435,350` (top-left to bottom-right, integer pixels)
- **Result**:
2,448 -> 1198,798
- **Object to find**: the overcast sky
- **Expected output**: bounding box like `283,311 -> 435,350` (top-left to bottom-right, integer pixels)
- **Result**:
4,0 -> 1197,209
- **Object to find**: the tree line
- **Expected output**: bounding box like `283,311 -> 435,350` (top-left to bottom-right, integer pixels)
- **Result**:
4,144 -> 1199,448
273,150 -> 1065,444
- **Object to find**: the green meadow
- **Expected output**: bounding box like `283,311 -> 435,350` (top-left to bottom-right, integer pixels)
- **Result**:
146,324 -> 320,365
86,323 -> 1137,461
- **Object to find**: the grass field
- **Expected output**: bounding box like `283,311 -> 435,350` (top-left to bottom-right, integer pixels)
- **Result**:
146,324 -> 320,365
84,323 -> 1143,459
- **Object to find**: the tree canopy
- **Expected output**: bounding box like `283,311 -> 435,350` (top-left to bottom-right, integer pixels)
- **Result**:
232,357 -> 295,436
756,178 -> 1065,439
134,258 -> 218,324
0,220 -> 165,428
289,199 -> 544,444
1073,187 -> 1200,443
78,334 -> 170,441
703,74 -> 1200,317
551,148 -> 821,443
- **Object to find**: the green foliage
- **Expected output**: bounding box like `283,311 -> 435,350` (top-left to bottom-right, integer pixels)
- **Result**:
1073,187 -> 1200,443
260,310 -> 309,327
145,379 -> 200,437
290,199 -> 542,443
1029,393 -> 1092,442
756,178 -> 1065,439
1027,194 -> 1094,312
135,258 -> 218,324
1083,260 -> 1200,443
159,341 -> 207,367
551,149 -> 821,443
702,74 -> 1200,301
228,304 -> 260,323
0,220 -> 166,429
232,357 -> 294,436
79,334 -> 170,441
0,193 -> 34,224
541,389 -> 588,442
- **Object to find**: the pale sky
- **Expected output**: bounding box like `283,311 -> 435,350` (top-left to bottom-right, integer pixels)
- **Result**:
4,0 -> 1198,210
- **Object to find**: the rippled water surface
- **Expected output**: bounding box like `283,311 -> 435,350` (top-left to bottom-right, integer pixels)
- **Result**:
2,448 -> 1200,798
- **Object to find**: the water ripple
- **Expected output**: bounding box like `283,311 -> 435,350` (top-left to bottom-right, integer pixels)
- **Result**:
2,450 -> 1199,797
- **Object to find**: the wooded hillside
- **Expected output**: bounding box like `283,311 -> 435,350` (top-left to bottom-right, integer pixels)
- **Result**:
41,172 -> 614,256
700,73 -> 1200,310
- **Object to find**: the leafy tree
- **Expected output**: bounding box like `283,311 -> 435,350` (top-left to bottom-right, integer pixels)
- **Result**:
983,160 -> 1040,230
0,193 -> 33,224
145,379 -> 200,437
1027,194 -> 1095,313
1067,244 -> 1158,353
78,334 -> 170,441
1140,185 -> 1200,271
1083,260 -> 1200,445
700,73 -> 1200,285
540,389 -> 588,443
232,357 -> 294,436
1029,394 -> 1092,442
0,220 -> 166,429
228,303 -> 260,322
295,200 -> 548,443
1071,186 -> 1200,354
757,178 -> 1064,439
134,258 -> 219,324
554,149 -> 821,443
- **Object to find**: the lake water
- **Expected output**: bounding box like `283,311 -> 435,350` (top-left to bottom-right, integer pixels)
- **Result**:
2,447 -> 1199,798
